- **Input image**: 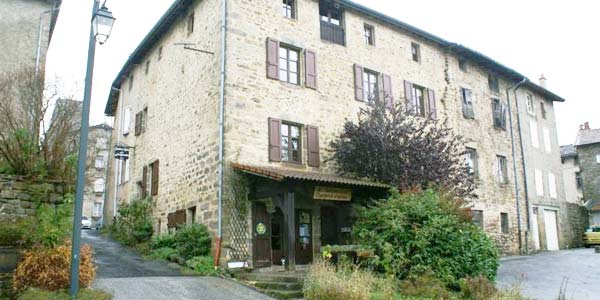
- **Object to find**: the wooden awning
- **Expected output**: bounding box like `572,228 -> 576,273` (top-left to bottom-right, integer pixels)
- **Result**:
230,163 -> 390,188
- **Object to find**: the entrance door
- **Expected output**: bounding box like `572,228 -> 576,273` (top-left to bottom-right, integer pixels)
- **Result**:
295,210 -> 313,265
253,202 -> 272,267
543,209 -> 560,251
531,207 -> 540,251
321,207 -> 338,245
271,208 -> 284,265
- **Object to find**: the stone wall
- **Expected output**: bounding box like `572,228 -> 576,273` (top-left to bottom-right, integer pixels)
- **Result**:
560,202 -> 589,248
578,144 -> 600,202
0,175 -> 69,221
0,271 -> 12,300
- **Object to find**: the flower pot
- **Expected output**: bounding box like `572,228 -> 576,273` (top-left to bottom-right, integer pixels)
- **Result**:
0,247 -> 19,273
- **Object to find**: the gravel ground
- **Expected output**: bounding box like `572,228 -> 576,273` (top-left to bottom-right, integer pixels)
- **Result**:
497,248 -> 600,300
83,230 -> 274,300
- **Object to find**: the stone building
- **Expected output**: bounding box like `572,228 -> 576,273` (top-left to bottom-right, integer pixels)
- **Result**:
573,123 -> 600,225
103,0 -> 570,268
83,124 -> 112,228
0,0 -> 61,73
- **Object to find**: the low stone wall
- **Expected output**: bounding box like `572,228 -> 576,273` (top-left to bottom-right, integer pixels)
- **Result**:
0,175 -> 70,221
0,272 -> 12,300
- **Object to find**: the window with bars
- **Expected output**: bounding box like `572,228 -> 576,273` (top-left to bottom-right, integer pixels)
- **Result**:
364,24 -> 374,46
362,69 -> 378,101
501,213 -> 509,234
496,155 -> 508,185
282,0 -> 296,19
281,123 -> 301,163
278,46 -> 300,85
471,210 -> 483,229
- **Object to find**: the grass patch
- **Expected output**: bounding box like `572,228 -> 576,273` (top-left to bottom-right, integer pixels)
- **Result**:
17,288 -> 111,300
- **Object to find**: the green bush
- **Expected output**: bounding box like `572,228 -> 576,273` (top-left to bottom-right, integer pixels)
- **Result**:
111,198 -> 153,246
150,247 -> 178,261
0,218 -> 27,247
17,288 -> 111,300
353,189 -> 499,289
150,234 -> 176,250
185,256 -> 218,276
173,224 -> 211,260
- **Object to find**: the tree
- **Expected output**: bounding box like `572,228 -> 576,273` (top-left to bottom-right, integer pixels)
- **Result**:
329,99 -> 475,199
0,67 -> 78,179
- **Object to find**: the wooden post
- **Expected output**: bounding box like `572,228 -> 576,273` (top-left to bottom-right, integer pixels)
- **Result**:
285,191 -> 296,271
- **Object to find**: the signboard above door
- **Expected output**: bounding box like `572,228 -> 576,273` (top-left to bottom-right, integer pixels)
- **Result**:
314,186 -> 352,201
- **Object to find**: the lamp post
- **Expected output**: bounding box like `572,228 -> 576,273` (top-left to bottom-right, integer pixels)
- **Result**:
69,1 -> 115,299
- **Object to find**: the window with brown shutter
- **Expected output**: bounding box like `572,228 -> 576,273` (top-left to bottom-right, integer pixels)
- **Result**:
268,118 -> 282,162
266,38 -> 280,80
354,64 -> 364,101
428,89 -> 437,119
141,165 -> 148,199
134,112 -> 142,136
382,74 -> 393,108
305,50 -> 317,89
307,126 -> 320,167
151,160 -> 159,196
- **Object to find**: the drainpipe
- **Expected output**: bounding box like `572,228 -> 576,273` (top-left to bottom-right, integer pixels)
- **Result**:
506,77 -> 527,254
215,0 -> 228,267
35,8 -> 59,76
112,87 -> 122,223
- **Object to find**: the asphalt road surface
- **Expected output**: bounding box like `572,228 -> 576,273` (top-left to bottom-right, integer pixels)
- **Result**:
497,248 -> 600,300
83,230 -> 274,300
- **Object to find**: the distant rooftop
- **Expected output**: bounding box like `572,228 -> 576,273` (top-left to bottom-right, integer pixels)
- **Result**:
560,144 -> 577,158
575,123 -> 600,146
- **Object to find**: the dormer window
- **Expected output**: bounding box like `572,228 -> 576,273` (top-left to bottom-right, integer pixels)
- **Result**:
319,2 -> 345,46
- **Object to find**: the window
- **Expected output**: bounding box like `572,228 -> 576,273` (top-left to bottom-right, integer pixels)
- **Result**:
364,24 -> 374,46
123,158 -> 130,183
281,123 -> 301,163
412,85 -> 426,116
465,148 -> 478,177
471,210 -> 483,229
500,213 -> 509,234
459,58 -> 468,72
488,74 -> 499,93
278,46 -> 300,85
187,206 -> 196,225
94,156 -> 105,169
543,127 -> 551,153
319,3 -> 345,45
128,75 -> 134,91
492,99 -> 506,130
461,87 -> 474,119
576,172 -> 583,189
158,46 -> 163,60
526,94 -> 535,115
96,138 -> 107,149
496,155 -> 508,185
122,107 -> 131,135
540,102 -> 547,119
187,12 -> 194,35
282,0 -> 295,19
142,107 -> 148,133
548,173 -> 557,198
145,60 -> 150,75
362,69 -> 379,101
94,178 -> 105,193
597,154 -> 600,164
411,42 -> 421,62
535,169 -> 544,196
93,203 -> 102,217
529,120 -> 539,148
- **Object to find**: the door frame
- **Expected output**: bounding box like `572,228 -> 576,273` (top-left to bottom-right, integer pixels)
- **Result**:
252,202 -> 272,268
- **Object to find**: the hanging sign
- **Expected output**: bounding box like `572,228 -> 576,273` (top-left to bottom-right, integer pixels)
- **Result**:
256,222 -> 267,235
313,186 -> 352,201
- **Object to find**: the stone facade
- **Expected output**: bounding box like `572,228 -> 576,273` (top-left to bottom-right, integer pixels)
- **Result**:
0,175 -> 69,221
83,124 -> 112,228
104,0 -> 573,259
0,0 -> 60,73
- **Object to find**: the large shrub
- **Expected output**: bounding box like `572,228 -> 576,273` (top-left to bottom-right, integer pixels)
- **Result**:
111,198 -> 153,245
353,189 -> 499,288
21,200 -> 73,248
173,224 -> 212,260
185,256 -> 219,276
13,243 -> 95,293
150,234 -> 176,250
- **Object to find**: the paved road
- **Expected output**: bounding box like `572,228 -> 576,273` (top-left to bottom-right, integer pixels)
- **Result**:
497,248 -> 600,300
83,230 -> 273,300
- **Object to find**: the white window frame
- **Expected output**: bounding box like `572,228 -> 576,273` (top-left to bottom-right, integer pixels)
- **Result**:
124,159 -> 131,183
526,94 -> 535,115
122,107 -> 131,135
362,69 -> 379,102
596,154 -> 600,164
543,127 -> 551,153
548,173 -> 557,199
529,120 -> 539,148
496,155 -> 508,184
535,169 -> 544,196
94,178 -> 105,193
93,203 -> 102,217
117,160 -> 123,185
94,156 -> 105,169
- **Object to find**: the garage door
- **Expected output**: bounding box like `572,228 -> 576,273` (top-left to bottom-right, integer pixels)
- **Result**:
543,210 -> 559,251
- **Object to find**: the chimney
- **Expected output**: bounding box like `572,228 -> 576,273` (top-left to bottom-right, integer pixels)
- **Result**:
539,74 -> 547,88
580,122 -> 590,130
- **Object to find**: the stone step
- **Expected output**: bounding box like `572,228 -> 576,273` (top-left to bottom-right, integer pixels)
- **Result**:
235,272 -> 304,283
258,288 -> 304,300
251,281 -> 302,291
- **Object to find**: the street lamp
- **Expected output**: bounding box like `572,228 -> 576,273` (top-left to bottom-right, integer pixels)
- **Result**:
69,1 -> 115,299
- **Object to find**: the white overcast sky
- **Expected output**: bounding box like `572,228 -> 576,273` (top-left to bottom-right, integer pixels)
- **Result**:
45,0 -> 600,145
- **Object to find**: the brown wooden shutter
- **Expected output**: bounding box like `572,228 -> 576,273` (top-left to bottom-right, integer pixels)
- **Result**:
382,74 -> 393,109
404,80 -> 413,114
305,50 -> 317,89
354,64 -> 364,101
151,160 -> 159,196
141,165 -> 148,199
167,213 -> 176,228
307,126 -> 320,167
268,118 -> 282,162
266,38 -> 280,80
176,209 -> 186,227
428,88 -> 437,119
134,112 -> 142,136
